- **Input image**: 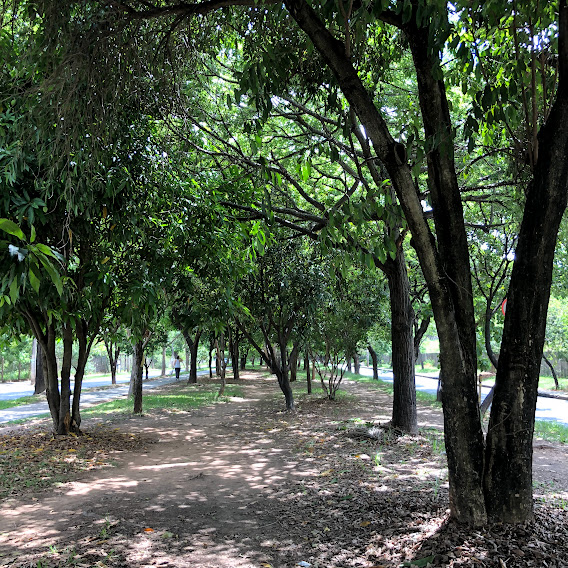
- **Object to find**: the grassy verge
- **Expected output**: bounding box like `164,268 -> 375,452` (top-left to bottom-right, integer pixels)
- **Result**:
0,395 -> 42,411
0,382 -> 244,500
343,370 -> 568,443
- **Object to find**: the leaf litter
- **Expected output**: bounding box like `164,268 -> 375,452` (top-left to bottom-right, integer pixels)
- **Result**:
0,373 -> 566,568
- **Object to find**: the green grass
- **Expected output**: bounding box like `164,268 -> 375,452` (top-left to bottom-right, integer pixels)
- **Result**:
534,420 -> 568,444
80,384 -> 244,420
0,394 -> 43,410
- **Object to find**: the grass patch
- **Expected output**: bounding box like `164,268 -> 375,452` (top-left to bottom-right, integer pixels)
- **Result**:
534,420 -> 568,444
81,383 -> 244,420
0,395 -> 43,411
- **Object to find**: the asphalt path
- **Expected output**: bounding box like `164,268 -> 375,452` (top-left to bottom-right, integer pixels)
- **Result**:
360,366 -> 568,427
0,370 -> 203,425
1,366 -> 567,426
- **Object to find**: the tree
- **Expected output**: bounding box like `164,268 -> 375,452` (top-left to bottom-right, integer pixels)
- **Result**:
237,239 -> 326,409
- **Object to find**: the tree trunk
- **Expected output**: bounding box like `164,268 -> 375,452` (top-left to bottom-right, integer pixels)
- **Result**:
484,44 -> 568,520
384,250 -> 417,434
283,0 -> 486,524
216,334 -> 227,397
305,352 -> 312,393
289,343 -> 299,382
277,334 -> 294,410
186,329 -> 202,384
131,339 -> 144,414
542,354 -> 559,389
32,339 -> 46,394
230,331 -> 240,381
71,319 -> 91,433
57,322 -> 73,435
413,316 -> 431,360
368,344 -> 379,381
353,353 -> 360,375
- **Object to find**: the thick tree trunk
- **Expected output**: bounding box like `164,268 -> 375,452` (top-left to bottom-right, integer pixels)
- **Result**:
484,37 -> 568,520
230,332 -> 240,381
353,353 -> 360,375
367,344 -> 379,381
283,0 -> 486,524
42,323 -> 60,432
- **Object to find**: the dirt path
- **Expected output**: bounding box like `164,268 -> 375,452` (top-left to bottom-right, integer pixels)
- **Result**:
0,372 -> 567,568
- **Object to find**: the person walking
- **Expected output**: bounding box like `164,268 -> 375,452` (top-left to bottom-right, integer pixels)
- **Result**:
173,355 -> 182,380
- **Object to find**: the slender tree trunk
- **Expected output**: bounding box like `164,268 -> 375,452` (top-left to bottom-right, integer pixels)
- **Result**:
32,339 -> 46,394
187,330 -> 202,384
413,316 -> 431,360
131,339 -> 144,415
277,334 -> 294,410
289,343 -> 299,382
384,250 -> 417,434
162,346 -> 166,376
368,344 -> 379,381
216,334 -> 227,397
230,331 -> 240,381
305,353 -> 312,393
542,354 -> 559,389
57,323 -> 73,435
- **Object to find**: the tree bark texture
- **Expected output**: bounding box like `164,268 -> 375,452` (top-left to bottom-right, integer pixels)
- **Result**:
283,0 -> 486,524
484,10 -> 568,519
131,340 -> 144,415
384,250 -> 417,434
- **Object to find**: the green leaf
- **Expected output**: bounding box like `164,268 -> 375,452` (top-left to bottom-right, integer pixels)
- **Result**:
34,243 -> 57,258
9,276 -> 19,304
39,255 -> 63,295
0,218 -> 25,241
29,267 -> 40,294
30,225 -> 36,243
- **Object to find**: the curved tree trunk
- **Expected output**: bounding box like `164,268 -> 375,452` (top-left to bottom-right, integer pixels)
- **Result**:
367,344 -> 379,381
542,354 -> 560,389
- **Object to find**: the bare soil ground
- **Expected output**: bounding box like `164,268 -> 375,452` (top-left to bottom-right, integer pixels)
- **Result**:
0,371 -> 567,568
